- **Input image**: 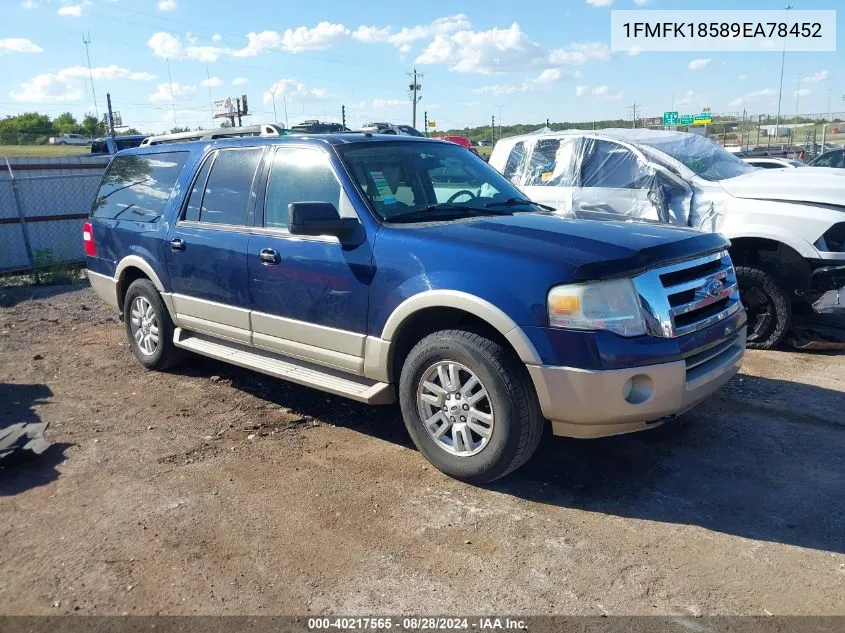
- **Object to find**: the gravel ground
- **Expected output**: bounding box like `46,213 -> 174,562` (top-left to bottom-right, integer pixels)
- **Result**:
0,284 -> 843,615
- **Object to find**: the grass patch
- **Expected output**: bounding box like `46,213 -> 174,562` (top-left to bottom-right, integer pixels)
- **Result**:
0,145 -> 91,158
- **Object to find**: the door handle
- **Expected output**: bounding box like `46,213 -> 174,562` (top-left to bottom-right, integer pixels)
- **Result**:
259,248 -> 280,265
170,238 -> 185,251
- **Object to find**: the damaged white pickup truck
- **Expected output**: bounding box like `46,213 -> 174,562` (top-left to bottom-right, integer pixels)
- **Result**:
489,129 -> 845,349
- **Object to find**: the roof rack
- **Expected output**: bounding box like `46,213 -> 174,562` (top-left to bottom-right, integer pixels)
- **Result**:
139,123 -> 285,146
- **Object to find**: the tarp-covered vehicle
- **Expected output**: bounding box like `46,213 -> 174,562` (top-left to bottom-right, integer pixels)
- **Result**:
490,129 -> 845,349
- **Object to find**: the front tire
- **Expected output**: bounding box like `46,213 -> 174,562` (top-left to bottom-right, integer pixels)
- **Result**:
123,278 -> 181,370
398,329 -> 544,483
736,266 -> 792,350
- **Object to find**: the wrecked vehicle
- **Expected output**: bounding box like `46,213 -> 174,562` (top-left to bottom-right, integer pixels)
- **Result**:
489,129 -> 845,349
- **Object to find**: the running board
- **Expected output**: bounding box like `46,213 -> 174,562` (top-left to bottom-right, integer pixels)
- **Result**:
173,328 -> 395,405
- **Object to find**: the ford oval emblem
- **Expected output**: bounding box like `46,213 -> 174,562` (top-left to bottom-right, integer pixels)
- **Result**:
706,279 -> 723,298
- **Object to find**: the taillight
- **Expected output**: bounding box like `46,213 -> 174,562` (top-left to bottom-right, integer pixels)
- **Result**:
82,222 -> 96,256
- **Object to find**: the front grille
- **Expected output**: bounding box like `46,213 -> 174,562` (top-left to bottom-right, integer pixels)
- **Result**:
633,250 -> 742,338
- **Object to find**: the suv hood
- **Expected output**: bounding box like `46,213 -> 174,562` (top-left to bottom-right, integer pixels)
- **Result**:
407,213 -> 729,281
719,167 -> 845,207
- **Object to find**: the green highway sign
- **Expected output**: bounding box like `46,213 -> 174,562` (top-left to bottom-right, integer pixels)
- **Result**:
693,113 -> 713,126
663,111 -> 679,126
680,114 -> 694,125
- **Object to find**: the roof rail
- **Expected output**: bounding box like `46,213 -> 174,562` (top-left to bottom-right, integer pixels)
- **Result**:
140,123 -> 285,146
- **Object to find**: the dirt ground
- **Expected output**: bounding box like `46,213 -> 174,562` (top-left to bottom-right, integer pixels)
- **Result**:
0,284 -> 843,616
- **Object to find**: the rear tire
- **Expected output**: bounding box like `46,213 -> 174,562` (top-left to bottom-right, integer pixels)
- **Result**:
398,329 -> 544,483
736,266 -> 791,350
123,278 -> 181,370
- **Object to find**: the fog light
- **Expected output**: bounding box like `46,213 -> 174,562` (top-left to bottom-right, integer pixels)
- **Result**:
623,375 -> 654,405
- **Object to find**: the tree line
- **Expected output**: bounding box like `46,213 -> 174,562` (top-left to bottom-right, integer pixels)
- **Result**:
0,111 -> 142,145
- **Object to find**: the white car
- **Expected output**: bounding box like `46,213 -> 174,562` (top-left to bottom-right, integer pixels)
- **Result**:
743,156 -> 805,169
48,133 -> 91,146
489,129 -> 845,349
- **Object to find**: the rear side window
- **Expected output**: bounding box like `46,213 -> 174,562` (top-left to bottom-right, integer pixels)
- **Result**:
581,140 -> 649,189
264,147 -> 341,230
92,151 -> 188,222
188,148 -> 263,226
502,141 -> 526,181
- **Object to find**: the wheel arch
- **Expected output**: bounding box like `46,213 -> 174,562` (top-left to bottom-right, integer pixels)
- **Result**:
377,291 -> 542,384
728,236 -> 813,297
114,255 -> 178,321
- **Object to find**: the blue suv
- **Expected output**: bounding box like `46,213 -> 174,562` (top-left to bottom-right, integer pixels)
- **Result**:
84,130 -> 746,482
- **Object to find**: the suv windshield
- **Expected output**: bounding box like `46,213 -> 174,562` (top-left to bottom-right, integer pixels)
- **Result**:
637,133 -> 756,181
337,141 -> 536,221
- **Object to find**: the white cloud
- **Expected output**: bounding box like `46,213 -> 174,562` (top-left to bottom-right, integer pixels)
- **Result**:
57,4 -> 83,16
634,0 -> 650,5
157,0 -> 176,10
416,23 -> 547,74
675,90 -> 695,106
534,68 -> 562,84
149,82 -> 197,104
21,0 -> 39,8
627,45 -> 642,56
11,65 -> 155,103
549,41 -> 612,65
148,32 -> 224,62
728,88 -> 777,108
803,70 -> 829,83
0,38 -> 43,54
586,0 -> 613,6
282,22 -> 349,53
575,85 -> 587,97
352,25 -> 392,44
794,88 -> 811,97
232,77 -> 249,86
228,31 -> 283,57
388,14 -> 470,52
688,58 -> 712,70
591,85 -> 623,100
372,98 -> 405,107
263,79 -> 330,104
212,34 -> 222,43
473,83 -> 529,95
200,76 -> 223,88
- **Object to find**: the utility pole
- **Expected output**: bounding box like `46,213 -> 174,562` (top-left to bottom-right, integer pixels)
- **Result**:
82,33 -> 98,118
498,105 -> 502,141
491,115 -> 495,144
795,73 -> 802,120
166,57 -> 177,128
341,104 -> 346,128
408,68 -> 422,128
269,85 -> 278,124
424,110 -> 428,137
205,64 -> 215,126
626,103 -> 640,128
775,4 -> 793,138
106,92 -> 116,144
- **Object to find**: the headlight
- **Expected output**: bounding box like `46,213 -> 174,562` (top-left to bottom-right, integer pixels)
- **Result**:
548,278 -> 646,337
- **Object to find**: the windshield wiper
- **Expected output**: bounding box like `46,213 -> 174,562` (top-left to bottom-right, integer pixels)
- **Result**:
484,197 -> 556,212
385,204 -> 513,224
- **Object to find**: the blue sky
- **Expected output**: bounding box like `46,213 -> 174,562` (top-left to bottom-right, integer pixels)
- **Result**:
1,0 -> 842,133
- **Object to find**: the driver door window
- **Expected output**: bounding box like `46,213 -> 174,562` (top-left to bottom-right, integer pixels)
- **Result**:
580,140 -> 650,189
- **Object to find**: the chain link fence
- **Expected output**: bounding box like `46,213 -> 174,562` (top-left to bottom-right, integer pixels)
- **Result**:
0,157 -> 108,274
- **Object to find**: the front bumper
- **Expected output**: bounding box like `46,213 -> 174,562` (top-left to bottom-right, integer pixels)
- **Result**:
810,262 -> 845,293
527,326 -> 746,438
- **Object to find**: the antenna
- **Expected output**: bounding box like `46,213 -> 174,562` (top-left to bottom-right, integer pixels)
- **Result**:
82,32 -> 98,118
166,57 -> 177,128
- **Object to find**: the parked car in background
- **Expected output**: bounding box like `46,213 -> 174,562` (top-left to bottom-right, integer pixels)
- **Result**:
435,135 -> 473,150
290,120 -> 350,134
478,140 -> 493,147
742,156 -> 805,169
489,129 -> 845,349
808,149 -> 845,169
361,122 -> 424,136
83,127 -> 745,482
48,133 -> 90,146
90,135 -> 147,156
